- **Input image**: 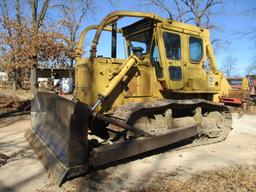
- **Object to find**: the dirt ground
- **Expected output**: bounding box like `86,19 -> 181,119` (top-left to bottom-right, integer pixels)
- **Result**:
0,89 -> 32,115
0,89 -> 33,101
0,112 -> 256,192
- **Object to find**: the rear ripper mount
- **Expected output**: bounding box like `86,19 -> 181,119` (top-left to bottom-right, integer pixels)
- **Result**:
25,92 -> 232,186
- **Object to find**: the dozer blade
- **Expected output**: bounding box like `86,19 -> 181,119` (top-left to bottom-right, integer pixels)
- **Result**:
25,92 -> 89,186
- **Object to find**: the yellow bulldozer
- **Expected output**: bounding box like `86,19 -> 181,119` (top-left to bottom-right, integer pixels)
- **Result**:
25,11 -> 232,186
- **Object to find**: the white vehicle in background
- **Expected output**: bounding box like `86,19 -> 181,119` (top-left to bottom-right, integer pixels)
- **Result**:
61,78 -> 73,94
0,72 -> 8,82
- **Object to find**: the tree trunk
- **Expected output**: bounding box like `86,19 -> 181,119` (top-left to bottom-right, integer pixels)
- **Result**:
30,63 -> 37,91
11,70 -> 16,91
28,0 -> 49,92
12,80 -> 17,91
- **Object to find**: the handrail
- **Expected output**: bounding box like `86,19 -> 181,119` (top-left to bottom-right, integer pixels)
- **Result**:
89,11 -> 167,58
75,25 -> 121,60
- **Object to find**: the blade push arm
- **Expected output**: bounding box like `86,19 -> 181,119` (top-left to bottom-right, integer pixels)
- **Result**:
92,55 -> 140,110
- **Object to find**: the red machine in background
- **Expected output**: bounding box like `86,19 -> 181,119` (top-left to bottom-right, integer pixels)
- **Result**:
221,75 -> 256,106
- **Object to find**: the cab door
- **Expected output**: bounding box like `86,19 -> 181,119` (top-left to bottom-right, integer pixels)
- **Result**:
160,30 -> 184,90
150,33 -> 170,91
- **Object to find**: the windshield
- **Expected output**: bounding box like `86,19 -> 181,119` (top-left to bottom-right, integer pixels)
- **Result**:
229,80 -> 242,86
127,30 -> 153,55
189,37 -> 203,62
163,32 -> 181,60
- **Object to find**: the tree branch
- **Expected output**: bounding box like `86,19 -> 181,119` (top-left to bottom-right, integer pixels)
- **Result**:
15,0 -> 22,25
37,0 -> 49,28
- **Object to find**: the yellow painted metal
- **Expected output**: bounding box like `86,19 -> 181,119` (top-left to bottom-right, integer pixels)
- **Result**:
74,11 -> 230,112
213,73 -> 231,102
99,55 -> 139,99
74,58 -> 91,104
91,58 -> 126,111
206,43 -> 218,74
74,25 -> 122,105
242,77 -> 249,90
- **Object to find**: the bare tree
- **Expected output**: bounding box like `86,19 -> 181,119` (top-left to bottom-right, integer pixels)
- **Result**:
58,0 -> 95,67
143,0 -> 222,28
243,7 -> 256,73
28,0 -> 50,90
29,0 -> 50,29
246,63 -> 256,75
143,0 -> 173,19
242,8 -> 256,40
221,56 -> 239,78
179,0 -> 222,27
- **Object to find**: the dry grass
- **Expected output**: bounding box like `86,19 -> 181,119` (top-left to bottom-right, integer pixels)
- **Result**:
132,165 -> 256,192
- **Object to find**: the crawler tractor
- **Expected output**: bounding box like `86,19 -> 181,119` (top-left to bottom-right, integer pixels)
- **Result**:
25,11 -> 232,186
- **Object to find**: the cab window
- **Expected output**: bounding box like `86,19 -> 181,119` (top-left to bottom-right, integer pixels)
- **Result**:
229,79 -> 242,86
163,32 -> 181,60
189,37 -> 203,62
151,42 -> 163,78
127,30 -> 152,55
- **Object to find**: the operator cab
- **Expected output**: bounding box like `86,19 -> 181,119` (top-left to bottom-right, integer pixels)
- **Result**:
121,18 -> 217,93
